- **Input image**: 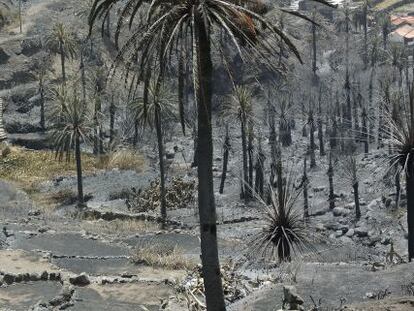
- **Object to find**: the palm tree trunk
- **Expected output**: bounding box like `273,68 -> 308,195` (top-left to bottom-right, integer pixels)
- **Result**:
353,181 -> 361,219
109,95 -> 115,146
362,107 -> 369,154
312,20 -> 317,77
75,134 -> 84,206
395,173 -> 400,209
194,14 -> 226,311
328,154 -> 335,209
39,79 -> 45,131
18,0 -> 22,33
59,41 -> 66,84
155,105 -> 166,228
406,170 -> 414,261
81,53 -> 87,104
318,117 -> 325,156
248,123 -> 254,193
303,158 -> 309,218
219,125 -> 230,194
241,119 -> 249,202
309,117 -> 316,168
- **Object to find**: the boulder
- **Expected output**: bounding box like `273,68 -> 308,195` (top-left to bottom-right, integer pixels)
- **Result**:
354,226 -> 369,237
3,273 -> 15,285
333,207 -> 350,217
69,273 -> 90,286
345,228 -> 355,237
283,285 -> 304,310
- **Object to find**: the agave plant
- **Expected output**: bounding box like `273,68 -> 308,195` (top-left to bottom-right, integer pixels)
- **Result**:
386,80 -> 414,261
252,170 -> 312,262
89,0 -> 335,308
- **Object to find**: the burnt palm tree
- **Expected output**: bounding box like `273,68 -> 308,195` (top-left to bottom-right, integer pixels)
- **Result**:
46,23 -> 77,84
89,0 -> 334,308
342,154 -> 361,220
50,84 -> 92,207
129,79 -> 176,228
223,85 -> 253,202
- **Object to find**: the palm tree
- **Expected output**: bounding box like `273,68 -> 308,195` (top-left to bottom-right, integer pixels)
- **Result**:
129,79 -> 176,228
223,85 -> 253,202
35,67 -> 47,131
89,0 -> 333,308
50,84 -> 91,207
342,154 -> 361,220
46,23 -> 77,84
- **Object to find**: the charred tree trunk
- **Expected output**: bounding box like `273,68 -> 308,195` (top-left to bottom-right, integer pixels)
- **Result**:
254,140 -> 265,199
109,95 -> 115,146
194,15 -> 226,310
75,133 -> 84,207
241,118 -> 249,202
353,181 -> 361,219
406,167 -> 414,261
395,172 -> 401,209
362,107 -> 369,154
248,123 -> 254,194
219,125 -> 230,194
328,153 -> 335,209
303,158 -> 309,218
309,113 -> 316,168
155,105 -> 166,229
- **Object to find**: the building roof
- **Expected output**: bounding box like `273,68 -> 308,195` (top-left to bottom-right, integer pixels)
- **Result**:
391,24 -> 414,39
391,15 -> 414,27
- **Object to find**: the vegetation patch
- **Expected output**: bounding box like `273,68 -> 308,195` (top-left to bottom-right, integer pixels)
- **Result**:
0,146 -> 98,188
131,244 -> 195,270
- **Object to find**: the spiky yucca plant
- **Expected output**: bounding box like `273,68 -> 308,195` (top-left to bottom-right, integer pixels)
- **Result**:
252,173 -> 311,262
89,0 -> 335,308
386,80 -> 414,261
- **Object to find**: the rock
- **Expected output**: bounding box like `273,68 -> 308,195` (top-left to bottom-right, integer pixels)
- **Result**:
28,210 -> 41,216
355,226 -> 369,237
49,285 -> 74,306
312,207 -> 329,216
333,207 -> 350,217
314,223 -> 325,231
69,273 -> 90,286
283,285 -> 304,310
29,273 -> 41,281
38,227 -> 49,233
313,186 -> 325,192
345,229 -> 355,237
3,273 -> 15,285
0,47 -> 10,65
40,271 -> 48,281
335,230 -> 343,238
49,272 -> 61,281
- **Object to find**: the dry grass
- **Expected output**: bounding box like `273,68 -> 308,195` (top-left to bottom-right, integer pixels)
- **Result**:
0,146 -> 98,189
131,244 -> 196,270
375,0 -> 402,10
81,219 -> 158,235
103,148 -> 145,172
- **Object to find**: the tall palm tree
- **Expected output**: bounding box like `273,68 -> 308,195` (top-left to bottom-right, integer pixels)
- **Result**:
129,79 -> 176,228
50,84 -> 91,207
223,85 -> 253,202
89,0 -> 333,309
46,23 -> 77,84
